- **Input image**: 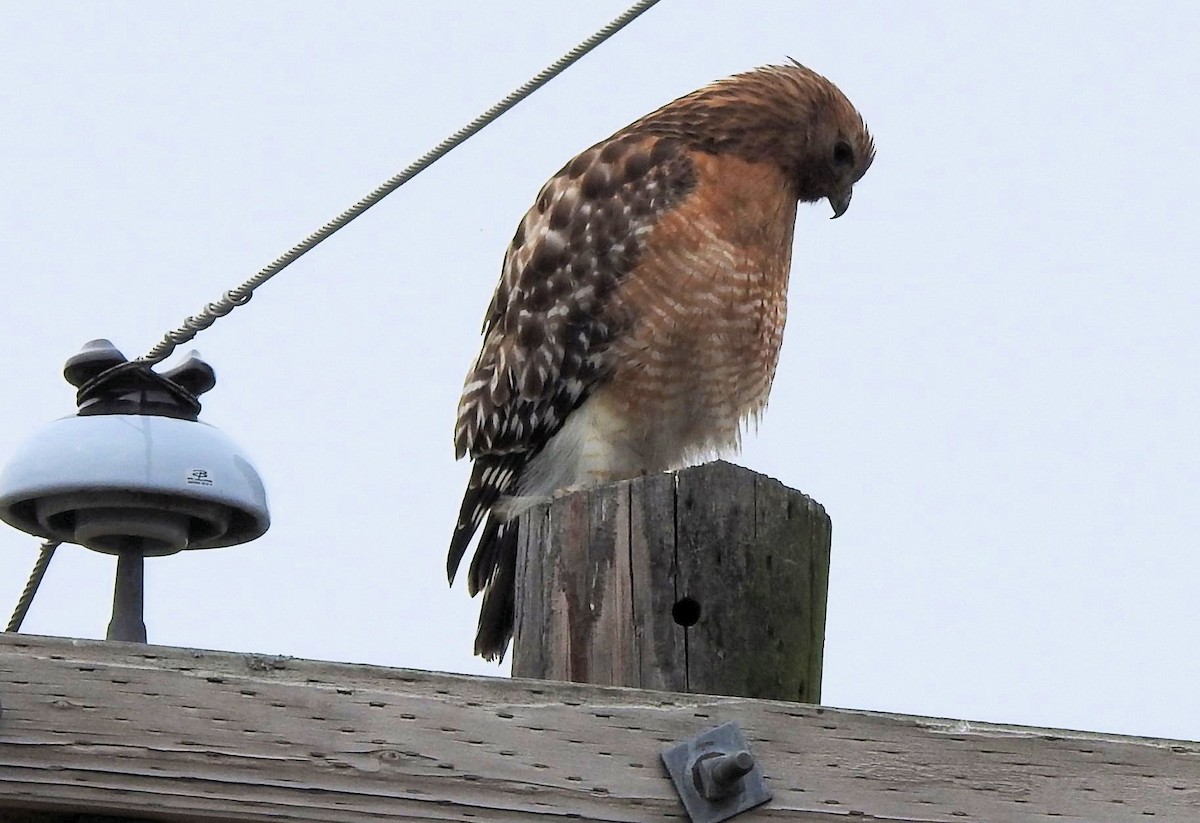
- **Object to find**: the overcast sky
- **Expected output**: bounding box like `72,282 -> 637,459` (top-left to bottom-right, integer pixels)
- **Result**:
2,1 -> 1198,743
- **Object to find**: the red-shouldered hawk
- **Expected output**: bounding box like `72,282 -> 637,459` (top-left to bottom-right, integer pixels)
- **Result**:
448,61 -> 874,660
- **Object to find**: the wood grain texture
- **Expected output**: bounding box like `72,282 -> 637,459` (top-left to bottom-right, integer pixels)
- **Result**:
513,461 -> 831,702
0,635 -> 1197,822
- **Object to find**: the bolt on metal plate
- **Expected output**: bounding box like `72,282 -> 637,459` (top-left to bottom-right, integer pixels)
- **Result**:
661,721 -> 772,823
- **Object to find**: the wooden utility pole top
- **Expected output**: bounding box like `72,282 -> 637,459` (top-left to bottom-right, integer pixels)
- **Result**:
2,634 -> 1198,822
513,461 -> 831,702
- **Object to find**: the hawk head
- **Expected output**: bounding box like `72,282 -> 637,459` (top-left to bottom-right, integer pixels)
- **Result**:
633,60 -> 875,218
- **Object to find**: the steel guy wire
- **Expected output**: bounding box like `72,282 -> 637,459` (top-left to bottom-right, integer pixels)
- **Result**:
6,541 -> 59,633
138,0 -> 664,365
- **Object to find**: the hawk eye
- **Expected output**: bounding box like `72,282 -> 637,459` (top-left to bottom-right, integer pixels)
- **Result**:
832,140 -> 854,166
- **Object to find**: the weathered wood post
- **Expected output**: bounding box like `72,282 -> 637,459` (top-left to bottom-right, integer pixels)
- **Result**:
512,460 -> 831,702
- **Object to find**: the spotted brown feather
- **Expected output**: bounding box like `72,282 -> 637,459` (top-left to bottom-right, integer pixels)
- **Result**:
454,136 -> 697,460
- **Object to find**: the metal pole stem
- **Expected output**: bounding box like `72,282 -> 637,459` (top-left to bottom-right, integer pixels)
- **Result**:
107,551 -> 146,642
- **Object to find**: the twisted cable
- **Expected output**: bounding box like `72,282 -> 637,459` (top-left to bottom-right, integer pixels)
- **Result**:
6,541 -> 59,633
139,0 -> 664,365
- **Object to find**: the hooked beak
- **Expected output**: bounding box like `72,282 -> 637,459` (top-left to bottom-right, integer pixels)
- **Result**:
829,187 -> 853,219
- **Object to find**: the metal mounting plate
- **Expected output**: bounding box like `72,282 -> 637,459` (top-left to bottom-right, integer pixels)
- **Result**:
661,721 -> 772,823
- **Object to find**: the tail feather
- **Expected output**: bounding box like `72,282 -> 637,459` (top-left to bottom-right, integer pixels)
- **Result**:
447,454 -> 522,585
448,453 -> 526,661
468,516 -> 503,596
472,518 -> 519,661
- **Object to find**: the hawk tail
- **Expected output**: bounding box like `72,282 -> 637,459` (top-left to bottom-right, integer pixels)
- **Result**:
471,517 -> 519,661
447,453 -> 525,661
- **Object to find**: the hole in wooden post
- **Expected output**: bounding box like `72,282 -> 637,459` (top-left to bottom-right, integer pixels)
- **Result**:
672,596 -> 701,627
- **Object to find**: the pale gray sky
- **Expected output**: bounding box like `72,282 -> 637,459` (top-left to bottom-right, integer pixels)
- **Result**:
2,1 -> 1198,742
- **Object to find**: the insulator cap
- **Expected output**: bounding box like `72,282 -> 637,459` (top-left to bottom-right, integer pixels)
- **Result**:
0,341 -> 269,555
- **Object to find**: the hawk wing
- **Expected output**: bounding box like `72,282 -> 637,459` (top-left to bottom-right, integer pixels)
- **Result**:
454,134 -> 697,460
447,134 -> 698,660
